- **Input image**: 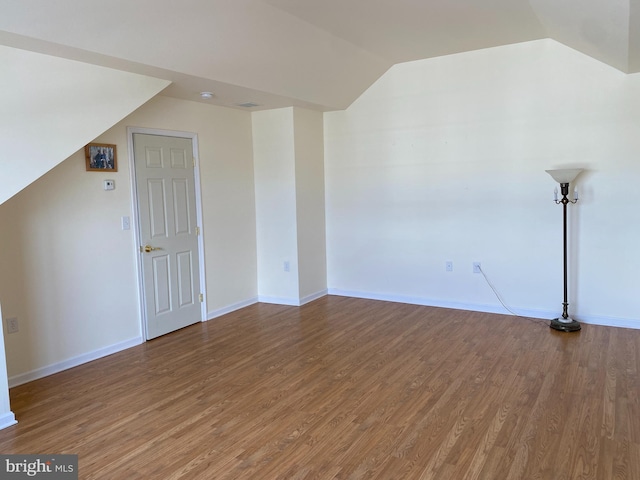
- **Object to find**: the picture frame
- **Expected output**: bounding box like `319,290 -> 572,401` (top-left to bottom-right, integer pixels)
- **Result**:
85,143 -> 117,172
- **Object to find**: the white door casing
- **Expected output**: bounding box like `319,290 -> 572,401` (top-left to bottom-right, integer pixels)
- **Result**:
130,130 -> 205,339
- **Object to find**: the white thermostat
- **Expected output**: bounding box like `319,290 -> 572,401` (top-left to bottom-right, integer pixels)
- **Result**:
104,179 -> 115,191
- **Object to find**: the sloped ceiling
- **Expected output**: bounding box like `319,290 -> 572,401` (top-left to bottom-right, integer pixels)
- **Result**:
0,45 -> 170,205
1,0 -> 639,111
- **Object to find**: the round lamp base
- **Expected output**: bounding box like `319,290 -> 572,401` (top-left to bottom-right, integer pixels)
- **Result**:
550,317 -> 581,332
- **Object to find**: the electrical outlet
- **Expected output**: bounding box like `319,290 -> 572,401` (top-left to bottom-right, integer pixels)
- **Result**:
473,262 -> 481,274
283,261 -> 290,272
6,317 -> 18,334
446,261 -> 453,272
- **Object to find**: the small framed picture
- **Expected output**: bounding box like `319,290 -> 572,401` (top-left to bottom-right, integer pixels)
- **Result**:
85,143 -> 117,172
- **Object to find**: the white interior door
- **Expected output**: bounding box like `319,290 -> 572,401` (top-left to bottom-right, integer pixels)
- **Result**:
133,133 -> 202,339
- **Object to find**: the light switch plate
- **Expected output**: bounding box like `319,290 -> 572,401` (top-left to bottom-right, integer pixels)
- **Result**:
104,179 -> 115,191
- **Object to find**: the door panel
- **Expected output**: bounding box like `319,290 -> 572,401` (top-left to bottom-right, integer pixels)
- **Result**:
170,147 -> 188,168
177,251 -> 195,307
148,179 -> 168,238
134,133 -> 201,339
152,255 -> 172,315
144,146 -> 163,168
172,179 -> 191,235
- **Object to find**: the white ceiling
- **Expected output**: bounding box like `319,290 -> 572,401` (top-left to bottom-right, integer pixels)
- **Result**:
1,0 -> 639,111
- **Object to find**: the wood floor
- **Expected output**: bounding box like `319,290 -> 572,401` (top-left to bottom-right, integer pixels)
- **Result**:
0,296 -> 638,479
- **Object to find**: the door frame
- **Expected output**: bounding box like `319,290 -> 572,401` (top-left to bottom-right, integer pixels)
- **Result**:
127,126 -> 207,340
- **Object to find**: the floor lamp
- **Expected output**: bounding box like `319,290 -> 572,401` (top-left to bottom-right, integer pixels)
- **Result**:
545,168 -> 583,332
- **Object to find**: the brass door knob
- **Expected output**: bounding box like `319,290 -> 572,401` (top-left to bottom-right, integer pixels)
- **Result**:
141,245 -> 161,253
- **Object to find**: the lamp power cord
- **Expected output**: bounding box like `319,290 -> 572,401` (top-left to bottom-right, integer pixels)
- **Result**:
476,264 -> 550,327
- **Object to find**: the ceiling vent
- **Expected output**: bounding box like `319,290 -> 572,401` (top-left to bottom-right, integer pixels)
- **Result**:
236,102 -> 260,108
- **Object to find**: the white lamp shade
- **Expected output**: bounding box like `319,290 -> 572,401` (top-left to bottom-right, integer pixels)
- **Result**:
545,168 -> 583,184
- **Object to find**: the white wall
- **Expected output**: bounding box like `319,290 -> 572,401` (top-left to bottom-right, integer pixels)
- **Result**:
252,107 -> 327,305
0,148 -> 142,382
293,108 -> 327,300
252,108 -> 301,304
0,45 -> 170,205
324,39 -> 640,328
0,96 -> 257,383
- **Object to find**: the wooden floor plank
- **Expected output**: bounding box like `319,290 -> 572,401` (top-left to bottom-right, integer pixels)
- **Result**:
0,296 -> 638,479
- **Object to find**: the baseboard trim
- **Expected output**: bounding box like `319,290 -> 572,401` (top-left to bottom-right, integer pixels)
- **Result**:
578,314 -> 640,330
258,290 -> 328,307
327,288 -> 530,316
0,411 -> 17,430
300,289 -> 328,306
8,336 -> 144,388
327,289 -> 639,330
258,295 -> 301,306
207,297 -> 259,320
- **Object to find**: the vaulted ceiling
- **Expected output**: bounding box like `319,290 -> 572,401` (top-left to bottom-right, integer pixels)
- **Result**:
1,0 -> 639,111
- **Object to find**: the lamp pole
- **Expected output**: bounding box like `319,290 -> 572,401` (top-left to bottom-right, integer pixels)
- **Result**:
546,169 -> 583,332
